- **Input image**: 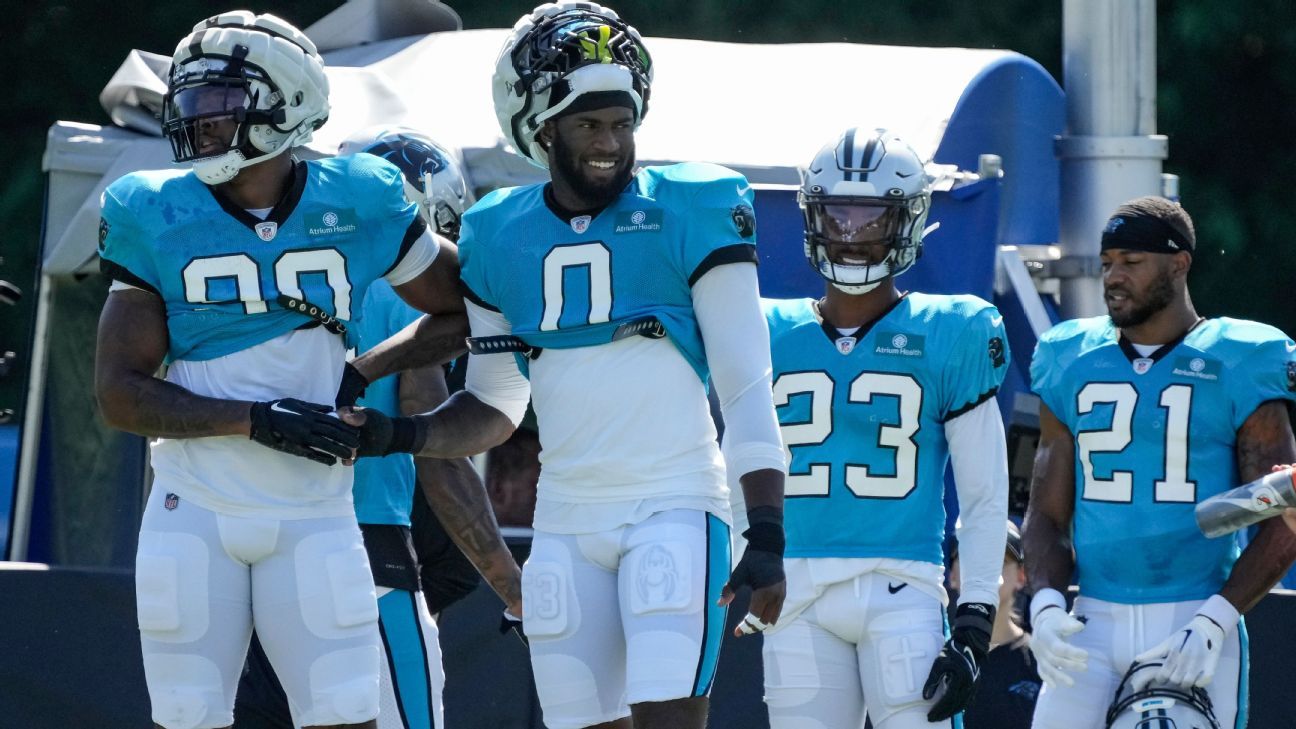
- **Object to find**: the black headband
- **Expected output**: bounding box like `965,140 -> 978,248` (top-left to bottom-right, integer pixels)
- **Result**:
1100,214 -> 1193,256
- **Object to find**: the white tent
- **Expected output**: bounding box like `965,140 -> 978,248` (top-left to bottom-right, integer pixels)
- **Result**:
43,29 -> 1025,276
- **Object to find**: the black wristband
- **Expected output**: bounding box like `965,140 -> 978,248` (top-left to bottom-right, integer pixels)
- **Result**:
746,505 -> 784,527
953,602 -> 995,657
742,521 -> 785,556
388,417 -> 419,455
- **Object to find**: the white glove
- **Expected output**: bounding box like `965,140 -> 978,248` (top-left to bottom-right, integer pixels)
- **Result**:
1028,589 -> 1089,688
1133,594 -> 1238,690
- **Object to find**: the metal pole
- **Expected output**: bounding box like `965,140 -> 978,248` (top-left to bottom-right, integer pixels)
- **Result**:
8,274 -> 53,561
1057,0 -> 1167,319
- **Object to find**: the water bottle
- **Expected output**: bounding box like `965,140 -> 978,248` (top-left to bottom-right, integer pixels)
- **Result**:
1195,468 -> 1296,538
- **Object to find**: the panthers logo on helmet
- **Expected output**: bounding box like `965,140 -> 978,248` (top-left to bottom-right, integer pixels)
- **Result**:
337,126 -> 470,238
98,218 -> 110,251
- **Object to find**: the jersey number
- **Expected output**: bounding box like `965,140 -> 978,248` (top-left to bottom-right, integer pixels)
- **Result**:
181,250 -> 352,318
540,242 -> 612,330
1076,382 -> 1195,503
772,371 -> 922,499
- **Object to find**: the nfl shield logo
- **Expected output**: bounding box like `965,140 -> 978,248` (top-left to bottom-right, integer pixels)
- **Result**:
835,337 -> 856,355
255,221 -> 278,241
571,215 -> 592,234
1132,358 -> 1154,375
164,493 -> 180,510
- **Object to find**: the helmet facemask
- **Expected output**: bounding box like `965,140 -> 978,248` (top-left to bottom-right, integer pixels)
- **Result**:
801,194 -> 928,294
1105,661 -> 1220,729
798,128 -> 934,294
163,57 -> 291,184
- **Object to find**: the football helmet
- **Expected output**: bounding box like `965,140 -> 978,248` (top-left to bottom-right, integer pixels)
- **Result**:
1106,661 -> 1220,729
493,2 -> 653,168
799,128 -> 933,294
338,126 -> 469,238
163,10 -> 330,184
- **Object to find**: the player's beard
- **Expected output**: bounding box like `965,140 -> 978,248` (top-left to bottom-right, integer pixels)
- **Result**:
551,132 -> 635,209
1107,271 -> 1175,328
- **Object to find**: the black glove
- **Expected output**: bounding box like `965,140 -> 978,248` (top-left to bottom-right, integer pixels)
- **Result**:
726,507 -> 786,592
249,398 -> 358,465
335,362 -> 370,409
499,610 -> 528,646
923,601 -> 995,721
352,407 -> 421,458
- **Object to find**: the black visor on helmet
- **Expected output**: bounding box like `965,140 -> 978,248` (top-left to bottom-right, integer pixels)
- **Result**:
803,197 -> 910,247
162,56 -> 283,163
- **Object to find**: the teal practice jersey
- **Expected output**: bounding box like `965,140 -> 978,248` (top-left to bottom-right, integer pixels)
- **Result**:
1031,316 -> 1296,604
458,162 -> 759,382
98,155 -> 423,362
351,280 -> 422,526
767,294 -> 1010,564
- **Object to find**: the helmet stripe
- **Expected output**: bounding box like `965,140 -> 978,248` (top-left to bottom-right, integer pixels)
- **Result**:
842,128 -> 856,181
858,135 -> 878,183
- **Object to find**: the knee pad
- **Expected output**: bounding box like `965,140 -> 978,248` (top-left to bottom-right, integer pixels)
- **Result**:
626,540 -> 694,616
136,531 -> 209,642
143,653 -> 223,729
303,645 -> 381,726
523,551 -> 578,639
296,530 -> 379,638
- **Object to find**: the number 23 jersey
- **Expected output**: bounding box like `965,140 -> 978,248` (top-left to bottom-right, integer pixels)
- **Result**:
767,293 -> 1009,565
1031,316 -> 1296,604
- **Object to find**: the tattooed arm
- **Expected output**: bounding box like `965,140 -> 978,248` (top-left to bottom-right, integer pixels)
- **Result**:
95,288 -> 253,438
1220,400 -> 1296,613
348,312 -> 469,385
401,360 -> 522,614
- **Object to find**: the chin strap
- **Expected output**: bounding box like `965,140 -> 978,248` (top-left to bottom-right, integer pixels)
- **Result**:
192,127 -> 298,184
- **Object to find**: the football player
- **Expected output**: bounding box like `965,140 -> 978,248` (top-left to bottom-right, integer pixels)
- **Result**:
750,128 -> 1010,729
94,12 -> 467,729
1024,196 -> 1296,728
234,127 -> 522,729
340,4 -> 788,729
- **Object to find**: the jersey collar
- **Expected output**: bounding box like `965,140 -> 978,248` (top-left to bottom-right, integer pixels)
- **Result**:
812,293 -> 908,348
543,182 -> 613,226
208,160 -> 309,234
1115,316 -> 1207,365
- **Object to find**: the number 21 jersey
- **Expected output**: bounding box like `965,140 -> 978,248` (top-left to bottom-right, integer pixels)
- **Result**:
1031,316 -> 1296,603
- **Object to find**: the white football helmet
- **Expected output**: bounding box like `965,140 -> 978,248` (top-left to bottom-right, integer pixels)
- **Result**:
338,126 -> 470,238
163,10 -> 330,184
1106,662 -> 1220,729
799,128 -> 933,294
492,2 -> 653,168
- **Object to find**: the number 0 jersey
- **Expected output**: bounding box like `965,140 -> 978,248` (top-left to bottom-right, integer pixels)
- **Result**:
1031,316 -> 1296,604
98,155 -> 428,518
458,163 -> 759,531
459,162 -> 758,383
767,293 -> 1009,565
